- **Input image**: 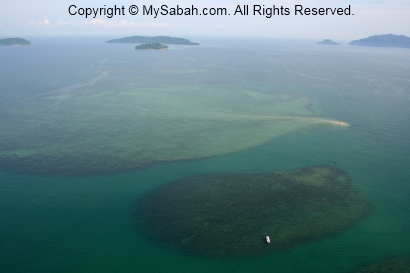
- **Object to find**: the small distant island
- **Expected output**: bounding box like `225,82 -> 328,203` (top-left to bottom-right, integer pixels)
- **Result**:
0,38 -> 31,46
135,43 -> 169,50
107,35 -> 199,45
349,34 -> 410,48
317,39 -> 341,45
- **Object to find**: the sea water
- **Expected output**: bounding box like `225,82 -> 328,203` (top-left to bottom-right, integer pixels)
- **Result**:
0,36 -> 409,272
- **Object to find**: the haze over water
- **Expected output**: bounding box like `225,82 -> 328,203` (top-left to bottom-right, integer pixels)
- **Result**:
0,37 -> 409,272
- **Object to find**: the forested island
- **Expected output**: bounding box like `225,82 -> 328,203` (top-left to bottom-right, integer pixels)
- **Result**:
349,34 -> 410,48
135,43 -> 168,50
317,39 -> 341,45
107,35 -> 199,45
0,38 -> 31,46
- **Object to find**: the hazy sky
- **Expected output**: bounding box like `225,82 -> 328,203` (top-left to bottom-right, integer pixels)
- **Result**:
1,0 -> 409,40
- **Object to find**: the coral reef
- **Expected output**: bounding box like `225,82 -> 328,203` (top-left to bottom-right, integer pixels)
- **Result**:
353,256 -> 410,273
135,166 -> 373,257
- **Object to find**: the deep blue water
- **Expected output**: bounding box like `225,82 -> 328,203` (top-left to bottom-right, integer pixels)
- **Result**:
0,37 -> 409,272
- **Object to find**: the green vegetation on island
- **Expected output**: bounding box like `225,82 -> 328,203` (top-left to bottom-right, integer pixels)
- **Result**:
349,34 -> 410,48
135,43 -> 168,50
135,166 -> 373,257
317,39 -> 341,45
107,35 -> 199,45
0,37 -> 31,46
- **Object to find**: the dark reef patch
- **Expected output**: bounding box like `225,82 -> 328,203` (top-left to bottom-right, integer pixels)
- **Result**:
353,255 -> 410,273
135,166 -> 373,258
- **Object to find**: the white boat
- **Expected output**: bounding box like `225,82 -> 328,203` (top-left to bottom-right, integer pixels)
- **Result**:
265,236 -> 270,243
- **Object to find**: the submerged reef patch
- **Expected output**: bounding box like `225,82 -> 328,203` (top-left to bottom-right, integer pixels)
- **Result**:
353,255 -> 410,273
135,166 -> 373,258
0,78 -> 347,176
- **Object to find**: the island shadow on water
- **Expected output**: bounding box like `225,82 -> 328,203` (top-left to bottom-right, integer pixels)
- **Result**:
134,166 -> 373,258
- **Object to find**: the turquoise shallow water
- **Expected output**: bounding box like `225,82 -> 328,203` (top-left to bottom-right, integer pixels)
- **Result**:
0,37 -> 410,272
